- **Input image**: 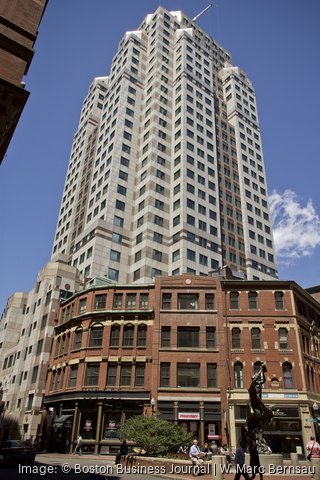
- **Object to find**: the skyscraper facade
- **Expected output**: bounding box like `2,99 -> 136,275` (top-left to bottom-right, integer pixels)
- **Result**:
51,7 -> 277,283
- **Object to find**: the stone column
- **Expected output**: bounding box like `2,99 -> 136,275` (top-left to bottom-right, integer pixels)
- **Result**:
174,401 -> 179,424
200,401 -> 205,445
94,402 -> 103,455
70,402 -> 79,453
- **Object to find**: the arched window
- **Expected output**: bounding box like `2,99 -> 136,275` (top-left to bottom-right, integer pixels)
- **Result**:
234,362 -> 243,388
230,291 -> 239,309
123,324 -> 134,347
274,291 -> 284,310
278,328 -> 288,349
89,325 -> 104,347
137,325 -> 147,347
73,328 -> 82,350
232,327 -> 241,349
109,325 -> 120,347
282,362 -> 294,389
248,291 -> 258,309
251,328 -> 261,349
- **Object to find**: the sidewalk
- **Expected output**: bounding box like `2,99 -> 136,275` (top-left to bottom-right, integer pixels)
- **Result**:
36,453 -> 315,480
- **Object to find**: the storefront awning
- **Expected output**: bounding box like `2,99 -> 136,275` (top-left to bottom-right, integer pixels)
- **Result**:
53,414 -> 73,428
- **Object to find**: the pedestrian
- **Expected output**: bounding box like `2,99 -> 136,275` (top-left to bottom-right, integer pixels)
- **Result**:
249,441 -> 263,480
220,443 -> 232,465
211,440 -> 218,455
73,435 -> 82,455
234,441 -> 250,480
189,439 -> 204,466
306,436 -> 320,460
115,439 -> 128,465
201,442 -> 213,460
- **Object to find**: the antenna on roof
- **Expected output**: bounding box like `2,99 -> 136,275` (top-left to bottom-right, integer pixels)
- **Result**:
192,3 -> 213,22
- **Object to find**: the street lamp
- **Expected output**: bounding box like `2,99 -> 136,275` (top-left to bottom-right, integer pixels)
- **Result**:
313,403 -> 319,441
150,398 -> 155,416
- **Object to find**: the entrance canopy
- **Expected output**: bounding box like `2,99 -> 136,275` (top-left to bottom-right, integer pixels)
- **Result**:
53,415 -> 72,428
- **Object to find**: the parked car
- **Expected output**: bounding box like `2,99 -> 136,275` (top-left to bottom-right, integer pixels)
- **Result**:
0,440 -> 36,466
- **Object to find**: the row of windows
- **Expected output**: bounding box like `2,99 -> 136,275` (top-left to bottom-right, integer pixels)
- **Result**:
160,362 -> 217,388
229,291 -> 285,310
234,361 -> 294,389
231,327 -> 289,350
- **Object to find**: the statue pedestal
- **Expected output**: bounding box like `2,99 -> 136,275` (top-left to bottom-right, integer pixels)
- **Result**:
245,453 -> 283,468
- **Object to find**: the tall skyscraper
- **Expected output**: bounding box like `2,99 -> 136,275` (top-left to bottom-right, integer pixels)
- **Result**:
51,6 -> 278,283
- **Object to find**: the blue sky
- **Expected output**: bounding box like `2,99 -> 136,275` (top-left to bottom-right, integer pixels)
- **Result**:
1,0 -> 320,313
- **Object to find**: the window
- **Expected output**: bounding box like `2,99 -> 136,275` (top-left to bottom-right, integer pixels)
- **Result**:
232,328 -> 241,349
126,294 -> 136,308
279,328 -> 289,349
94,294 -> 107,310
31,366 -> 38,383
108,268 -> 119,281
113,293 -> 123,308
160,363 -> 170,387
106,363 -> 117,386
109,325 -> 120,347
78,298 -> 87,314
177,294 -> 199,310
207,363 -> 217,387
161,327 -> 171,347
68,365 -> 78,388
137,325 -> 147,347
120,364 -> 132,386
230,291 -> 239,309
135,364 -> 145,386
177,363 -> 200,387
282,362 -> 294,388
73,330 -> 82,350
85,363 -> 100,386
251,328 -> 261,349
110,250 -> 121,262
248,291 -> 258,309
162,293 -> 172,309
206,327 -> 216,348
26,394 -> 34,411
275,291 -> 285,309
205,294 -> 215,309
177,327 -> 199,348
123,325 -> 134,347
89,327 -> 103,347
234,362 -> 244,388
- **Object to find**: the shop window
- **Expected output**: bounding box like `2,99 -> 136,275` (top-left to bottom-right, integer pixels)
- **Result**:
278,328 -> 289,349
207,363 -> 217,387
234,362 -> 243,388
206,327 -> 216,348
160,363 -> 170,386
89,326 -> 104,347
177,327 -> 199,348
162,293 -> 172,309
177,294 -> 199,310
109,325 -> 120,347
85,363 -> 100,386
137,325 -> 147,347
161,327 -> 171,347
251,327 -> 261,349
73,329 -> 82,350
68,365 -> 78,388
106,364 -> 117,386
230,291 -> 239,309
282,362 -> 294,389
205,293 -> 215,309
123,325 -> 134,347
135,364 -> 145,386
232,327 -> 241,349
120,364 -> 132,385
275,291 -> 285,309
177,363 -> 200,387
248,291 -> 258,309
94,294 -> 107,310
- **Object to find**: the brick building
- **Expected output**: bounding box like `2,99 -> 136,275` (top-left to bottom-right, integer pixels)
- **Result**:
43,273 -> 320,456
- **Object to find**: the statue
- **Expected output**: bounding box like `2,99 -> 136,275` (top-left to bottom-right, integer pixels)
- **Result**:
246,363 -> 273,454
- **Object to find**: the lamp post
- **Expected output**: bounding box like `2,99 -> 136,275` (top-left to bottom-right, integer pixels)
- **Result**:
150,398 -> 155,416
313,403 -> 319,441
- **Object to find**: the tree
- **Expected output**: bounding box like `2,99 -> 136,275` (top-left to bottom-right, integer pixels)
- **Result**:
120,415 -> 193,456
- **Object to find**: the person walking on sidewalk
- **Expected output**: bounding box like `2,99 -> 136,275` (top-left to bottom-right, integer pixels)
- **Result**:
249,441 -> 263,480
234,441 -> 250,480
73,435 -> 82,455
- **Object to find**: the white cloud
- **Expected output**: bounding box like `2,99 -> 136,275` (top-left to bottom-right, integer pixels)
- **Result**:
269,189 -> 320,264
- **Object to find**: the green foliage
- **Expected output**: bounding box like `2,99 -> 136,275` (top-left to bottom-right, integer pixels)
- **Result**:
120,415 -> 193,457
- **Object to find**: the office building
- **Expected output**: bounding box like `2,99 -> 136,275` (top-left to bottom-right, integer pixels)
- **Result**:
51,6 -> 278,283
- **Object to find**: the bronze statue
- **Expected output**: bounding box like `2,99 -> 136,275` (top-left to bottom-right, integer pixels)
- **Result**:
246,363 -> 273,454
